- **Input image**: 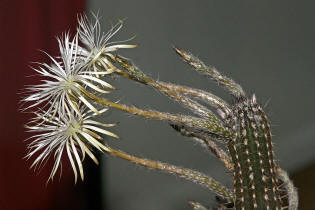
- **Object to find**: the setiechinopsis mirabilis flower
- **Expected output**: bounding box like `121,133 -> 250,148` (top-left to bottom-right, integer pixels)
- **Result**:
22,14 -> 134,183
25,106 -> 118,183
76,13 -> 136,75
22,33 -> 114,117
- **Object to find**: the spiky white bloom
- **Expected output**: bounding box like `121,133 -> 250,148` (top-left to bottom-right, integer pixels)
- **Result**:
25,106 -> 118,182
22,33 -> 114,116
77,13 -> 136,73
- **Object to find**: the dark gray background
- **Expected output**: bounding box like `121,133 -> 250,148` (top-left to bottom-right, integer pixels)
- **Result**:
88,1 -> 315,209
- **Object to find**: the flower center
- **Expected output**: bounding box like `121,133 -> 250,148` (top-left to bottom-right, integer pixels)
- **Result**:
66,119 -> 81,137
64,76 -> 76,91
90,48 -> 104,66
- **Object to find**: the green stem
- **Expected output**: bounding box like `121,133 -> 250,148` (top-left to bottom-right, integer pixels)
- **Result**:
78,86 -> 234,139
114,55 -> 222,124
173,46 -> 245,98
107,146 -> 234,201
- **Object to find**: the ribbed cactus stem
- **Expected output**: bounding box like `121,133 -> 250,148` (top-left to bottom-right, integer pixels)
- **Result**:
226,95 -> 282,210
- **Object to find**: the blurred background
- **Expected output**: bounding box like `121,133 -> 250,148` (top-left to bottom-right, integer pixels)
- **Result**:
1,0 -> 315,209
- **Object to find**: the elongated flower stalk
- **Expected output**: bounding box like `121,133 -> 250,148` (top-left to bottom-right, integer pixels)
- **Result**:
170,124 -> 233,171
106,146 -> 234,201
113,55 -> 227,124
21,13 -> 297,210
82,89 -> 233,139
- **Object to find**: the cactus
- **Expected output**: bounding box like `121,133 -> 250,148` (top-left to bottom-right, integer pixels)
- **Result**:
109,47 -> 298,209
22,14 -> 298,210
226,97 -> 281,209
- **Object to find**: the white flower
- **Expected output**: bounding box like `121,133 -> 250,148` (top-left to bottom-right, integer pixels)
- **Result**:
22,33 -> 114,116
25,106 -> 118,182
77,13 -> 136,74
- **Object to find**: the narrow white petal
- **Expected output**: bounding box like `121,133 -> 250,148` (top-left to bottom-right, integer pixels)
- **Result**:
49,145 -> 64,181
104,44 -> 137,52
78,96 -> 99,114
82,128 -> 103,140
80,80 -> 111,93
83,125 -> 119,138
80,75 -> 115,89
70,138 -> 84,181
79,130 -> 109,152
66,141 -> 78,183
84,120 -> 116,127
73,133 -> 86,160
83,144 -> 99,165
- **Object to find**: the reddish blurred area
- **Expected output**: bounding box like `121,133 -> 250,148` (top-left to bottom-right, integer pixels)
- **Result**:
0,1 -> 96,209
